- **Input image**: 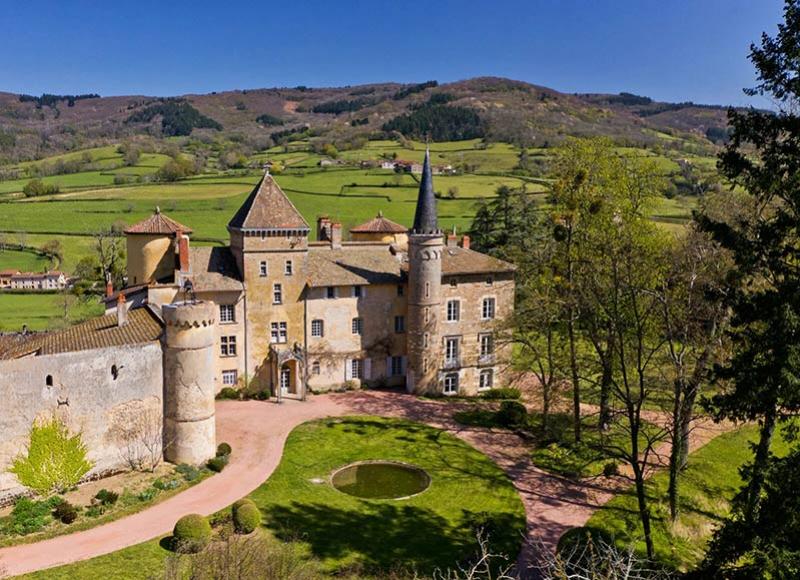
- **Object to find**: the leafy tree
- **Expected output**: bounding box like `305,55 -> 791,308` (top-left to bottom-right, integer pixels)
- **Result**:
40,239 -> 64,269
10,416 -> 93,495
696,0 -> 800,525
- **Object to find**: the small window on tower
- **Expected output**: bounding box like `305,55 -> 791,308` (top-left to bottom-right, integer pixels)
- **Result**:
285,260 -> 293,276
46,375 -> 53,387
259,261 -> 268,277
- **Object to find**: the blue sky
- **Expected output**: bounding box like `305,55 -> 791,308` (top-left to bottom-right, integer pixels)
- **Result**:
0,0 -> 784,106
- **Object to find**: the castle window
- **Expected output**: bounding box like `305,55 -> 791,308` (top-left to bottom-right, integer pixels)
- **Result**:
284,260 -> 293,276
311,319 -> 324,338
46,374 -> 53,387
350,358 -> 363,380
111,365 -> 119,380
260,261 -> 268,277
273,283 -> 283,304
397,285 -> 404,297
220,304 -> 235,323
326,286 -> 336,299
450,278 -> 457,287
444,337 -> 460,367
485,276 -> 494,286
394,315 -> 405,333
270,322 -> 288,344
425,282 -> 430,298
480,333 -> 494,358
390,355 -> 405,376
482,297 -> 496,320
423,333 -> 429,348
222,370 -> 238,385
446,299 -> 461,322
220,336 -> 237,356
443,373 -> 459,395
353,285 -> 363,298
311,361 -> 321,375
352,317 -> 363,335
479,369 -> 494,391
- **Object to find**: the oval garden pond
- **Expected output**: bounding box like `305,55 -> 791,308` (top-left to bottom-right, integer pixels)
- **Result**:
331,460 -> 430,499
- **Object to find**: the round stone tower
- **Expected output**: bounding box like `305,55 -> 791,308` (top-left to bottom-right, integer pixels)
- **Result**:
162,301 -> 216,465
407,149 -> 443,395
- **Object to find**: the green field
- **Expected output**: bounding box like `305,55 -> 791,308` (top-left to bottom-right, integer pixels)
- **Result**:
0,249 -> 49,272
0,293 -> 103,332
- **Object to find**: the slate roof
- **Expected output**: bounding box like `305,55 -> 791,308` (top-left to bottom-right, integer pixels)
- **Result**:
411,148 -> 440,234
0,307 -> 163,360
124,209 -> 193,235
307,246 -> 404,287
350,212 -> 408,234
187,246 -> 243,292
228,173 -> 309,231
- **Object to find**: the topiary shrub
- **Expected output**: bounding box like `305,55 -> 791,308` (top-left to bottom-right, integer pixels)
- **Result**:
53,500 -> 78,524
496,400 -> 528,428
216,387 -> 240,400
10,416 -> 94,495
216,442 -> 232,457
94,489 -> 119,506
481,387 -> 521,401
233,502 -> 261,534
207,456 -> 227,473
173,514 -> 212,553
232,498 -> 256,518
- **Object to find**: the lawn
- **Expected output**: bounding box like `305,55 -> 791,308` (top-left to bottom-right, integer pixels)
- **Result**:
23,416 -> 526,579
0,293 -> 103,332
582,424 -> 794,572
251,416 -> 526,574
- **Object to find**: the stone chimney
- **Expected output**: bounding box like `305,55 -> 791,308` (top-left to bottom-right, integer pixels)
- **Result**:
116,293 -> 128,327
330,222 -> 343,249
317,216 -> 332,242
446,233 -> 458,248
460,235 -> 471,250
177,231 -> 190,273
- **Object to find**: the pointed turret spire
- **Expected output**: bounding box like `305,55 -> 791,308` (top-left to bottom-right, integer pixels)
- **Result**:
412,147 -> 439,234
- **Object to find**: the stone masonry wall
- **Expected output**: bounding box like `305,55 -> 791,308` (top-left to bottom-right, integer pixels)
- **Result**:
0,341 -> 163,500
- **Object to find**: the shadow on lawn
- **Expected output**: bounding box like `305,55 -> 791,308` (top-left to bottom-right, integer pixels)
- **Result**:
263,501 -> 521,574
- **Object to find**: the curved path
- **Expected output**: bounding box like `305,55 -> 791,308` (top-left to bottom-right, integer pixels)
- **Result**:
0,391 -> 729,578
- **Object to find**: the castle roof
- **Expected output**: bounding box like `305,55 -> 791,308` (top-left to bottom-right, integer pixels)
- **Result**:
0,307 -> 163,360
228,172 -> 309,231
350,212 -> 408,234
411,148 -> 439,235
441,246 -> 516,275
187,246 -> 243,292
124,209 -> 193,235
307,246 -> 404,287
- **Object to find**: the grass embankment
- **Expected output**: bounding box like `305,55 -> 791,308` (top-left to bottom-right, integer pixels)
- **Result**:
0,249 -> 49,272
583,424 -> 793,572
22,416 -> 525,579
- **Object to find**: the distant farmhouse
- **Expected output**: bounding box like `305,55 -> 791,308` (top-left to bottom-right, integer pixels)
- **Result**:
0,150 -> 515,500
0,270 -> 68,290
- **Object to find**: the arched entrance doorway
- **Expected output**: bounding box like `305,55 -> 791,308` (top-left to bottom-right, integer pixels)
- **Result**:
270,344 -> 305,401
280,362 -> 297,397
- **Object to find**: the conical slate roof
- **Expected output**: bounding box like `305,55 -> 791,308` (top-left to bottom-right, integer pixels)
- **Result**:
124,208 -> 192,235
228,172 -> 309,231
350,211 -> 408,234
411,148 -> 439,234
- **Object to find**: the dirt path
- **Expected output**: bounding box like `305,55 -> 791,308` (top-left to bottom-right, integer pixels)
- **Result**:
0,391 -> 732,578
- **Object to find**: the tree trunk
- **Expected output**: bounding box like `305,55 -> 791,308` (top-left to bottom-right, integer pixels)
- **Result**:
668,379 -> 683,522
745,406 -> 777,523
567,318 -> 581,443
599,358 -> 612,430
634,463 -> 655,560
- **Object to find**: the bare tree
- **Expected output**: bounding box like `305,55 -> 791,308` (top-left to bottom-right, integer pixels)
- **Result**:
93,227 -> 125,288
534,535 -> 673,580
110,403 -> 165,472
433,530 -> 517,580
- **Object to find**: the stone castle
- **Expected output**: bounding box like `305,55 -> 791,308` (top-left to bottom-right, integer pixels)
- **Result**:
0,150 -> 514,499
